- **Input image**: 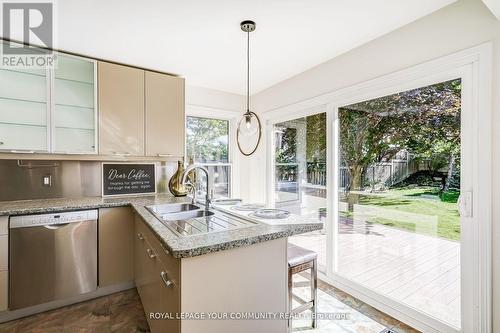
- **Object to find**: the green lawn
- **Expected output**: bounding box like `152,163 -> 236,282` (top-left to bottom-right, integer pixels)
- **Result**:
344,187 -> 460,241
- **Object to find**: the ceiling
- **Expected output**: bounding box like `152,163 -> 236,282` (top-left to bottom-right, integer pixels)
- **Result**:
54,0 -> 457,95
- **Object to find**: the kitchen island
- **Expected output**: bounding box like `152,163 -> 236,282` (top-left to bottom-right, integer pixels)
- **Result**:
0,195 -> 323,333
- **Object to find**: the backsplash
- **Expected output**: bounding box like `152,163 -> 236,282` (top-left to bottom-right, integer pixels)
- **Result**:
0,160 -> 177,202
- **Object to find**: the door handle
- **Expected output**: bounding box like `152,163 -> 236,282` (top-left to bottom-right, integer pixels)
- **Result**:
43,223 -> 70,230
458,192 -> 472,217
160,271 -> 173,287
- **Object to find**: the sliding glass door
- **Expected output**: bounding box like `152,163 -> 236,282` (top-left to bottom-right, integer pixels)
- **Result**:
334,79 -> 462,329
272,112 -> 327,273
269,76 -> 472,332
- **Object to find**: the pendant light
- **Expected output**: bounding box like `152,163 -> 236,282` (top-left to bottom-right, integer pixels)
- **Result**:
237,20 -> 262,156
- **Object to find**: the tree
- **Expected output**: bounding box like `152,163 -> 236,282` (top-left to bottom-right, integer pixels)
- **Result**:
186,117 -> 229,163
275,127 -> 297,163
306,113 -> 326,162
339,79 -> 461,192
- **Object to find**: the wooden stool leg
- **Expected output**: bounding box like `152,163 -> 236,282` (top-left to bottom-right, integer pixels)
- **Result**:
311,258 -> 318,328
288,267 -> 293,332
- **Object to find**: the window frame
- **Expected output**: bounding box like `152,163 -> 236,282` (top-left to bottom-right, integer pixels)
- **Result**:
185,112 -> 234,198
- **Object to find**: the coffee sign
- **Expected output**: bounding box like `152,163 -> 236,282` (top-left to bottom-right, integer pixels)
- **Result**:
102,163 -> 156,196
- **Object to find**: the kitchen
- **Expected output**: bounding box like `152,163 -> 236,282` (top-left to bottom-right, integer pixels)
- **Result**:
0,1 -> 499,333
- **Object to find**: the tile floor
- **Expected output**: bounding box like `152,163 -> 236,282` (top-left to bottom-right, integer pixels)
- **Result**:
292,274 -> 420,333
0,289 -> 149,333
0,281 -> 420,333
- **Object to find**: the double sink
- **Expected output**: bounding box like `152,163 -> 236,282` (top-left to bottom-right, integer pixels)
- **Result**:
146,203 -> 258,237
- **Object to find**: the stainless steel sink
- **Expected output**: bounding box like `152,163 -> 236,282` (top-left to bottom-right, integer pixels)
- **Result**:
162,209 -> 215,221
146,204 -> 258,237
146,203 -> 199,215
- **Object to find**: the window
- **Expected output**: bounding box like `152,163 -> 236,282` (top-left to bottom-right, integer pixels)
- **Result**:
186,116 -> 231,198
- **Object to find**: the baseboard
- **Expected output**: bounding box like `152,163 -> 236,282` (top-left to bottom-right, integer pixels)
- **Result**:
0,281 -> 135,323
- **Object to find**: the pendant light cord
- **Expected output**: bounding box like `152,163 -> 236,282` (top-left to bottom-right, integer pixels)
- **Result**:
246,30 -> 250,112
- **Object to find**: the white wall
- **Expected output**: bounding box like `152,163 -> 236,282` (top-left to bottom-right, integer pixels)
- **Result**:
241,0 -> 500,329
186,85 -> 245,112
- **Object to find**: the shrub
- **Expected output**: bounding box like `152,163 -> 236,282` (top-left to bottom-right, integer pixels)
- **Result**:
440,190 -> 460,203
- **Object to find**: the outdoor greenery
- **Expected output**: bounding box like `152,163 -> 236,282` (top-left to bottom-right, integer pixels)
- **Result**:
336,80 -> 462,241
186,116 -> 229,163
339,79 -> 461,192
345,187 -> 460,240
275,114 -> 327,185
306,113 -> 326,162
273,81 -> 463,241
275,127 -> 297,163
275,113 -> 326,164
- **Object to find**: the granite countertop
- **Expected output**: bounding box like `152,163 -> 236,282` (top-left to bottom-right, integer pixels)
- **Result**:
0,195 -> 323,258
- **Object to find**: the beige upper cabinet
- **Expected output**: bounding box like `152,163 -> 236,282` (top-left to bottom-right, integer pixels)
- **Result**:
98,61 -> 145,156
145,71 -> 185,157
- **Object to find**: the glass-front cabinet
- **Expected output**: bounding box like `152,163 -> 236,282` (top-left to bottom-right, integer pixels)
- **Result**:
0,64 -> 49,152
53,54 -> 96,153
0,42 -> 97,154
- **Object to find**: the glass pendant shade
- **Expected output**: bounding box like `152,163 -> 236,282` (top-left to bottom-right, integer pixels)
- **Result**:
236,20 -> 262,156
240,112 -> 259,136
237,110 -> 262,156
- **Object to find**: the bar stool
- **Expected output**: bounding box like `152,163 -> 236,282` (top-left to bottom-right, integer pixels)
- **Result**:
287,244 -> 318,331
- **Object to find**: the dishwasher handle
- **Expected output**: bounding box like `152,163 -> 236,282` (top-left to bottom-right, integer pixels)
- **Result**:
43,223 -> 70,230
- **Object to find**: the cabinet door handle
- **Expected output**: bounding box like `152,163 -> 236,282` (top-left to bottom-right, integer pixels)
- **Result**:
157,153 -> 172,157
10,150 -> 35,154
147,248 -> 156,259
160,271 -> 173,287
137,233 -> 144,240
112,151 -> 132,157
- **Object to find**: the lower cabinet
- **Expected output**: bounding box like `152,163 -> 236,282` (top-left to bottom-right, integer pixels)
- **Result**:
134,213 -> 288,333
98,208 -> 134,287
134,214 -> 180,333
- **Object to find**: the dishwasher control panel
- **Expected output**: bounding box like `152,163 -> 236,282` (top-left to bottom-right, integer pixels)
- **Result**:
10,210 -> 98,229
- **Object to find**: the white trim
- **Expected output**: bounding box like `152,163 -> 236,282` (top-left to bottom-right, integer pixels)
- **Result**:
265,42 -> 492,333
184,109 -> 238,198
481,0 -> 500,20
474,41 -> 492,333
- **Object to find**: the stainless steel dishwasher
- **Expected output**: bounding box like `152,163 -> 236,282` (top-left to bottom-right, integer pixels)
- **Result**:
9,210 -> 98,310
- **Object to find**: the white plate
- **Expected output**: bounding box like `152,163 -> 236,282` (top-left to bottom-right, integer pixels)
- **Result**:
251,209 -> 290,219
213,199 -> 243,205
231,203 -> 265,211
